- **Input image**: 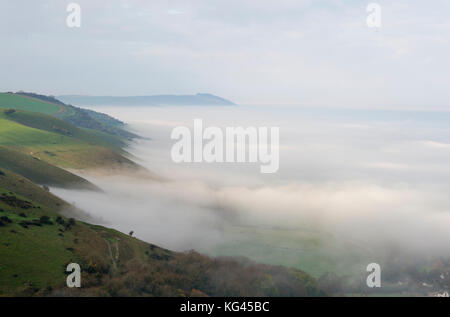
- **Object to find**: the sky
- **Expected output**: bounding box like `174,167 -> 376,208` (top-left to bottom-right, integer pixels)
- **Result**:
1,0 -> 450,108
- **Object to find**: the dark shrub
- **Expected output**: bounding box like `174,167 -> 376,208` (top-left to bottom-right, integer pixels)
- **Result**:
4,109 -> 15,115
20,220 -> 42,228
40,215 -> 50,222
39,216 -> 53,225
0,216 -> 12,223
56,216 -> 65,225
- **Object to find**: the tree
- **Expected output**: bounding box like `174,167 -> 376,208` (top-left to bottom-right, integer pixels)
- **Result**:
4,109 -> 15,115
39,215 -> 53,225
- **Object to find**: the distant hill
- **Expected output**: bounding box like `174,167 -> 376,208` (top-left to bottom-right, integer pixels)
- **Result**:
57,93 -> 236,106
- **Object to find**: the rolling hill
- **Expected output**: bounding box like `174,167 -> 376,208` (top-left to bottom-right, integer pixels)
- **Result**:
0,92 -> 323,297
0,167 -> 323,296
0,147 -> 97,189
0,109 -> 137,170
0,92 -> 60,114
0,92 -> 137,140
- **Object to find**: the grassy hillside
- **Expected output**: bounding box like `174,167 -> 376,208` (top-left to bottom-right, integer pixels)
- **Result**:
0,168 -> 70,211
0,109 -> 137,170
0,147 -> 97,189
0,92 -> 137,140
3,109 -> 125,151
0,168 -> 323,296
0,93 -> 60,114
0,168 -> 80,294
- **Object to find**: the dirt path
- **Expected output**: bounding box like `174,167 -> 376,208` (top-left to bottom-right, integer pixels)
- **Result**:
55,104 -> 67,114
104,239 -> 117,271
114,239 -> 120,262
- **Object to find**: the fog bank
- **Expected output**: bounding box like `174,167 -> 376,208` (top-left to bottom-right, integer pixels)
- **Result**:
53,105 -> 450,267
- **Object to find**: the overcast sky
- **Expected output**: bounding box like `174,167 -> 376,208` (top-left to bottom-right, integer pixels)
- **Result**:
1,0 -> 450,108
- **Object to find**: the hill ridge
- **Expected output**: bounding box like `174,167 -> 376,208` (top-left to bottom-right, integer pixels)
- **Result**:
57,93 -> 236,106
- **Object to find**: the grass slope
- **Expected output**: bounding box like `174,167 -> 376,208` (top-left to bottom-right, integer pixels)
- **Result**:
0,168 -> 69,211
0,92 -> 136,141
0,110 -> 137,170
0,147 -> 96,189
0,168 -> 323,297
4,109 -> 124,151
0,168 -> 79,294
0,93 -> 60,114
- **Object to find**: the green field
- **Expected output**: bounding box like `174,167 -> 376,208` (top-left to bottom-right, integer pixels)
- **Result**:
0,93 -> 60,114
0,169 -> 81,294
0,147 -> 96,189
0,110 -> 136,169
203,225 -> 373,278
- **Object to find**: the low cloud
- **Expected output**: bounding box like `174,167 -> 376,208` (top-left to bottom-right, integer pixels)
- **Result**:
51,106 -> 450,267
